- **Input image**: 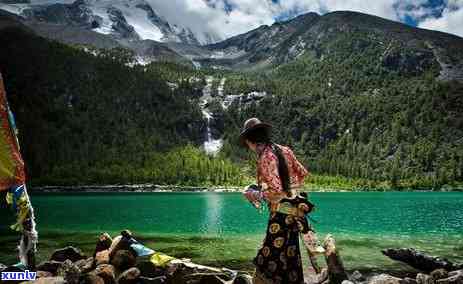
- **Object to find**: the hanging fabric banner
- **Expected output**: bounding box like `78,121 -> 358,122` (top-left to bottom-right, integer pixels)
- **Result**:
0,72 -> 25,190
0,71 -> 37,269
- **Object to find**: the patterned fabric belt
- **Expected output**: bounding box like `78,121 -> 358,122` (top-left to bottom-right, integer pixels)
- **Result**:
272,201 -> 306,217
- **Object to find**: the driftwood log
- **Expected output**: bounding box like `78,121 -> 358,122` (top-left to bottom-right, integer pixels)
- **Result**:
382,248 -> 463,273
323,235 -> 349,284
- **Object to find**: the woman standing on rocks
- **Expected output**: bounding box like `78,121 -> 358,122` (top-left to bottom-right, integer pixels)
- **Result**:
240,118 -> 324,284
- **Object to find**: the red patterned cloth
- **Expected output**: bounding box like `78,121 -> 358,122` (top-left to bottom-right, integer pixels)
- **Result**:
256,144 -> 309,203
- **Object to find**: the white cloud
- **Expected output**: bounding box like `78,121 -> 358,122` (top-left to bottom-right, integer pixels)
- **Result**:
419,0 -> 463,37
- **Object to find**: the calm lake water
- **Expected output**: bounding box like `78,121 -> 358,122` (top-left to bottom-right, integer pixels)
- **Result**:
1,192 -> 462,271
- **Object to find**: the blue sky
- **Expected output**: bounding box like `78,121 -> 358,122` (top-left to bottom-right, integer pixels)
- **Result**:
21,0 -> 463,40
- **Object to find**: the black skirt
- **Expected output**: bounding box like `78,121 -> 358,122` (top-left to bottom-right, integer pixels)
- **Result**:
254,196 -> 311,284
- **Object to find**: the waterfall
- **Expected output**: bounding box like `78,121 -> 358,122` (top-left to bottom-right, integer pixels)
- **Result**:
200,76 -> 223,155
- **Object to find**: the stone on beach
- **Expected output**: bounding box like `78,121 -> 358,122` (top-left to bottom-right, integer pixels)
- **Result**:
51,246 -> 86,262
94,233 -> 113,257
368,274 -> 403,284
37,260 -> 64,274
80,273 -> 105,284
431,269 -> 449,281
436,270 -> 463,284
94,264 -> 116,284
96,250 -> 111,266
75,257 -> 95,274
108,231 -> 133,261
136,261 -> 166,278
111,250 -> 137,271
116,267 -> 141,284
37,270 -> 54,278
22,276 -> 65,284
417,273 -> 436,284
57,259 -> 81,284
139,276 -> 167,284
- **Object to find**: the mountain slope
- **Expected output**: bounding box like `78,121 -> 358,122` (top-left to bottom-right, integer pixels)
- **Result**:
195,11 -> 463,81
0,0 -> 220,44
0,7 -> 462,188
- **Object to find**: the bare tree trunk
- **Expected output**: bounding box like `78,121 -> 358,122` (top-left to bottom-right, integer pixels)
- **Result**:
324,235 -> 348,284
382,248 -> 463,273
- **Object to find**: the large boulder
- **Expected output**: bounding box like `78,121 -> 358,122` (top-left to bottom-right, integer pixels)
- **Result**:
95,264 -> 116,284
94,233 -> 113,257
110,250 -> 136,271
57,259 -> 81,284
116,267 -> 141,284
368,274 -> 403,284
51,246 -> 86,262
36,260 -> 64,274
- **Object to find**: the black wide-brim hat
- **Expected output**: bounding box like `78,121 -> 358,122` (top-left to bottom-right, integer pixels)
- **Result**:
239,117 -> 272,147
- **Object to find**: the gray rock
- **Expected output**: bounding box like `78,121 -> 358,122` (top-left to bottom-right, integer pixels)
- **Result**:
51,246 -> 86,262
368,274 -> 403,284
37,260 -> 64,274
116,267 -> 141,284
417,273 -> 435,284
57,259 -> 81,284
342,281 -> 356,284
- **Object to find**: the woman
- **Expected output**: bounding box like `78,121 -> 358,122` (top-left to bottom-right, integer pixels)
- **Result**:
240,118 -> 324,284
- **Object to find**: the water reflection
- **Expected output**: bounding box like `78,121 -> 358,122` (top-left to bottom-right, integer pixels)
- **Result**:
200,193 -> 223,234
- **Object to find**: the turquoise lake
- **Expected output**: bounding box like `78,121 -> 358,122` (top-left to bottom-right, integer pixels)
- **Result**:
1,192 -> 462,271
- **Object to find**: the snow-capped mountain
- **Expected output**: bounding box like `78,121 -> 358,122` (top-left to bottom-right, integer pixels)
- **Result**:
0,0 -> 221,45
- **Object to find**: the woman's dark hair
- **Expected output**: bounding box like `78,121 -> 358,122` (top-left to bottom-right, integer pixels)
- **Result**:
246,128 -> 291,196
244,127 -> 271,144
271,144 -> 291,196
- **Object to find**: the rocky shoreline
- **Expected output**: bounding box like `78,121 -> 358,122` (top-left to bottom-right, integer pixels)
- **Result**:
1,230 -> 462,284
30,185 -> 242,193
29,184 -> 463,193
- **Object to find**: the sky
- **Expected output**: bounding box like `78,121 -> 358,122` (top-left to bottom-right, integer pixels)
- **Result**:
27,0 -> 463,40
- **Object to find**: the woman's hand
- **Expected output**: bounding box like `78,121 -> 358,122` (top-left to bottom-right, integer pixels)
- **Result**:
243,184 -> 263,209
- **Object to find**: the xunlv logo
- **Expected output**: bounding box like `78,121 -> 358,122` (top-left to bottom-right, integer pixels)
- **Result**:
1,270 -> 37,281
